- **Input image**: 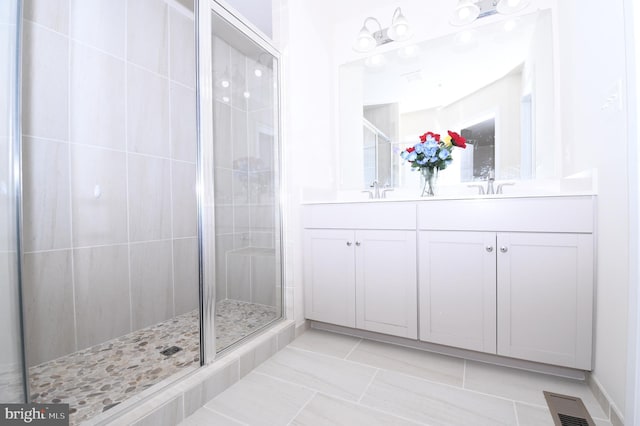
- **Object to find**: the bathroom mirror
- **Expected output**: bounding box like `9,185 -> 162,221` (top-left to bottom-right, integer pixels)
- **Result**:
338,9 -> 555,191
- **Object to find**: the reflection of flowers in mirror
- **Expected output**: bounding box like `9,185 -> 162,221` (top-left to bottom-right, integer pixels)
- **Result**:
400,131 -> 467,172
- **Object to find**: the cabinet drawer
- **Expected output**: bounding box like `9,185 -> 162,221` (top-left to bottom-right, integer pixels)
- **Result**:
303,202 -> 416,229
417,196 -> 594,233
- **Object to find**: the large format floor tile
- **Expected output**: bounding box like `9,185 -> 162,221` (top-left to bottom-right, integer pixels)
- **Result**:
464,360 -> 608,419
288,329 -> 361,359
204,372 -> 314,426
291,393 -> 420,426
346,338 -> 464,387
179,407 -> 245,426
182,327 -> 614,426
360,369 -> 517,426
255,347 -> 377,401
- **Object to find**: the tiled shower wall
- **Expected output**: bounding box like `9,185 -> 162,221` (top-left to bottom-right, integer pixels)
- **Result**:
21,0 -> 198,367
212,35 -> 277,306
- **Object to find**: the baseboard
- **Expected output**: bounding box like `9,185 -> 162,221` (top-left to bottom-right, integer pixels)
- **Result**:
587,374 -> 625,426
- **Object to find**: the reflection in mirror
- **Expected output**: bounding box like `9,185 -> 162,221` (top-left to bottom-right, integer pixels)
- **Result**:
339,9 -> 554,191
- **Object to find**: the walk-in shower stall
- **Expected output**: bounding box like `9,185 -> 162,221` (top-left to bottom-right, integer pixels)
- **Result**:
1,0 -> 283,423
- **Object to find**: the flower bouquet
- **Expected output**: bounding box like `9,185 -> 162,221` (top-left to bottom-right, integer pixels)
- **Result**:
400,130 -> 467,196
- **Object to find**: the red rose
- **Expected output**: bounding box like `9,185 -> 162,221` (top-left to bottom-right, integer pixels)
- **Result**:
406,147 -> 415,153
448,130 -> 466,148
419,133 -> 427,142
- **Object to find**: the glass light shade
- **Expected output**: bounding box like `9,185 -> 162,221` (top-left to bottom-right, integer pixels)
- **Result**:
353,26 -> 376,52
450,0 -> 480,26
496,0 -> 531,14
388,9 -> 413,41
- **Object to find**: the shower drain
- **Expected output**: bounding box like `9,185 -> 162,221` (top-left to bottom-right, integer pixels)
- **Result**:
160,346 -> 183,356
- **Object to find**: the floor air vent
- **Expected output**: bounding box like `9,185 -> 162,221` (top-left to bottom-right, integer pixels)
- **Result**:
543,391 -> 596,426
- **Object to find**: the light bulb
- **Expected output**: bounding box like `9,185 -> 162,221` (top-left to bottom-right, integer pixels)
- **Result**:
221,80 -> 230,88
243,91 -> 250,99
458,7 -> 471,20
395,24 -> 408,36
254,68 -> 262,77
222,96 -> 230,103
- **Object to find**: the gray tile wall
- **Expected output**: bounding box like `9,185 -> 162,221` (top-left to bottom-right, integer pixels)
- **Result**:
21,0 -> 198,367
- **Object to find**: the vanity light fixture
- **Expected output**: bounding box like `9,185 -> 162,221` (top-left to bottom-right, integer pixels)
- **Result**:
450,0 -> 531,26
353,7 -> 413,53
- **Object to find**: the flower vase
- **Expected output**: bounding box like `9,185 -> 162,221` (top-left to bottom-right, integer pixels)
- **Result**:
420,167 -> 438,197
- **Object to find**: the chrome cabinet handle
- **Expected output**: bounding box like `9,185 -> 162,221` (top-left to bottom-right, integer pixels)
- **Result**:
346,241 -> 352,247
500,246 -> 508,253
355,241 -> 361,246
486,246 -> 494,253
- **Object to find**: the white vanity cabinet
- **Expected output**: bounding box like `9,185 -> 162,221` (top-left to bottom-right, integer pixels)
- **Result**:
303,202 -> 418,339
496,232 -> 593,369
418,196 -> 595,370
418,231 -> 497,354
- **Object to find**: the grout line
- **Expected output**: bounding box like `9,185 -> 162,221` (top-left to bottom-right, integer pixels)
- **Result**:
357,368 -> 379,404
201,406 -> 249,426
462,359 -> 466,389
285,391 -> 317,426
344,337 -> 363,360
513,401 -> 521,426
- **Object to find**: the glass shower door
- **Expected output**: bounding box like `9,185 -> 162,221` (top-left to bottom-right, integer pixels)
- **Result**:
0,0 -> 26,403
209,9 -> 282,353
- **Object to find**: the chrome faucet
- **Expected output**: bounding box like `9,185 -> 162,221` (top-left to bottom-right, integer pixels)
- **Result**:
362,180 -> 394,199
468,171 -> 515,195
486,171 -> 495,195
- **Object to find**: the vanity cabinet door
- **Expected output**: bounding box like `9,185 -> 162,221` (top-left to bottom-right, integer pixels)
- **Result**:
355,230 -> 417,339
303,229 -> 356,328
418,231 -> 497,353
496,232 -> 594,370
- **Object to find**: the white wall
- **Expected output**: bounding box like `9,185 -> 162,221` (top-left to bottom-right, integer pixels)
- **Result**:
554,0 -> 630,417
278,0 -> 337,327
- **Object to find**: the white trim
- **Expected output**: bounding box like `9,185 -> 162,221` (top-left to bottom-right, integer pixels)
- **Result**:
624,0 -> 640,424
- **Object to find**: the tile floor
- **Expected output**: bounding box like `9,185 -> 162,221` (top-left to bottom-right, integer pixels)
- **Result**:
180,328 -> 613,426
29,300 -> 278,425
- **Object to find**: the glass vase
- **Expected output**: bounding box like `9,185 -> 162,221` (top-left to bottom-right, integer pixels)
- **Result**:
420,167 -> 438,197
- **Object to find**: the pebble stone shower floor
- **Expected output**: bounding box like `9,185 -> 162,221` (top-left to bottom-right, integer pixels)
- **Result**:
28,300 -> 279,425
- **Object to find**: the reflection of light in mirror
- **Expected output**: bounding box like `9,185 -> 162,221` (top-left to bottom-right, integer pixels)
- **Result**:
243,91 -> 251,98
221,79 -> 230,88
254,68 -> 263,77
222,96 -> 230,103
504,19 -> 517,32
365,54 -> 386,67
398,45 -> 419,58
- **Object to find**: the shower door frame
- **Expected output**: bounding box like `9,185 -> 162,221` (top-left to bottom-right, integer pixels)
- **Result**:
196,0 -> 284,364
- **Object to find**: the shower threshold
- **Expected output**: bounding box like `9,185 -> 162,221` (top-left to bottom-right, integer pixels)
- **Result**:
28,299 -> 278,425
